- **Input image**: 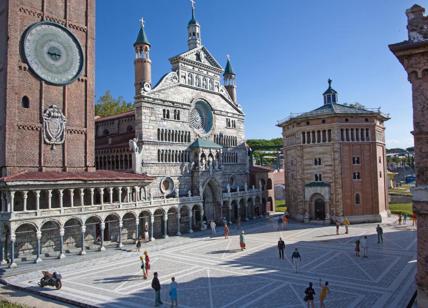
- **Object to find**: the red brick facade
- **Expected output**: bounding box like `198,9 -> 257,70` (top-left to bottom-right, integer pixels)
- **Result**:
0,0 -> 95,176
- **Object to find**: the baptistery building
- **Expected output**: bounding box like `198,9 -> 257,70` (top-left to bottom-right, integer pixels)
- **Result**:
277,81 -> 390,223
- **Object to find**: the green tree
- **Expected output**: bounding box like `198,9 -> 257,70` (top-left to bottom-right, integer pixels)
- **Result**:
95,90 -> 134,117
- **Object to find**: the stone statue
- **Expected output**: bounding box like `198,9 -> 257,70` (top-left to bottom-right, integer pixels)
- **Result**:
227,184 -> 231,193
188,190 -> 192,197
244,183 -> 248,191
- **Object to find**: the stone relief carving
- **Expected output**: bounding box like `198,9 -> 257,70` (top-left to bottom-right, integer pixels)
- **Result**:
43,105 -> 66,148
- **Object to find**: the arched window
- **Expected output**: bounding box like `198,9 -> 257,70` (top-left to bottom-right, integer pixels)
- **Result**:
355,193 -> 361,205
21,96 -> 30,108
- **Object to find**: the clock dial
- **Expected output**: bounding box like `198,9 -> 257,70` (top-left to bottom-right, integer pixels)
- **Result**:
22,22 -> 84,85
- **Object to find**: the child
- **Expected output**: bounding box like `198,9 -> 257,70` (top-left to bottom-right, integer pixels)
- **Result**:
169,277 -> 178,307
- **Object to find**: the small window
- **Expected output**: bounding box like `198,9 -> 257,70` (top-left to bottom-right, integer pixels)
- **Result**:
352,156 -> 360,165
353,172 -> 361,180
355,193 -> 361,205
21,96 -> 30,108
315,174 -> 319,181
314,158 -> 318,166
322,119 -> 326,124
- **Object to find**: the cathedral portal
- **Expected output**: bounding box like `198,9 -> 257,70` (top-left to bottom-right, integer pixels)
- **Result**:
203,180 -> 221,223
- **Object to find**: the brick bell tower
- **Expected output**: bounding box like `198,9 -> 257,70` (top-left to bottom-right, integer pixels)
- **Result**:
389,4 -> 428,307
0,0 -> 95,176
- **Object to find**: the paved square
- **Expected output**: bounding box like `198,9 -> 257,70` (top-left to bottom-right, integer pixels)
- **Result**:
4,219 -> 416,307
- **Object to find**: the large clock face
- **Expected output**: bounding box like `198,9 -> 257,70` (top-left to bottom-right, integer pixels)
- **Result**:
22,22 -> 84,85
189,100 -> 213,136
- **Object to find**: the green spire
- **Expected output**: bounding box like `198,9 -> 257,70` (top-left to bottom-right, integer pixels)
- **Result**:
134,18 -> 151,47
224,56 -> 235,76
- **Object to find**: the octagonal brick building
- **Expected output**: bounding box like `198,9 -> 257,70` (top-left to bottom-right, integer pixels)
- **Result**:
277,81 -> 390,223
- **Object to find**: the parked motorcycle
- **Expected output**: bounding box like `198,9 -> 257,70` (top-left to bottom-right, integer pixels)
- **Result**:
39,271 -> 62,290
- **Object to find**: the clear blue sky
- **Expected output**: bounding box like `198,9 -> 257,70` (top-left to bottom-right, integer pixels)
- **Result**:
96,0 -> 425,149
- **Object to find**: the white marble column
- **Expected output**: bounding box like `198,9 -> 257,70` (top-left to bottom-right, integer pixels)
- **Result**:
80,225 -> 86,255
118,221 -> 123,248
59,189 -> 64,209
189,211 -> 193,233
35,191 -> 40,212
244,199 -> 249,221
80,188 -> 85,207
9,232 -> 17,268
59,227 -> 65,259
69,189 -> 74,207
35,231 -> 42,263
9,191 -> 15,213
126,187 -> 131,203
135,218 -> 140,240
48,190 -> 52,209
90,188 -> 94,206
163,213 -> 168,238
118,187 -> 122,208
109,187 -> 113,204
99,222 -> 106,251
176,213 -> 181,236
134,186 -> 140,202
23,191 -> 28,212
100,188 -> 104,205
150,215 -> 155,241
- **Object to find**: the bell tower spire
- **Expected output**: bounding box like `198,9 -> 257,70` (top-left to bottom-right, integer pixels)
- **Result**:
188,0 -> 201,50
134,17 -> 152,95
224,55 -> 237,103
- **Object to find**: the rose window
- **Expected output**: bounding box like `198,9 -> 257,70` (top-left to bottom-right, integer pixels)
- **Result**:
189,100 -> 213,135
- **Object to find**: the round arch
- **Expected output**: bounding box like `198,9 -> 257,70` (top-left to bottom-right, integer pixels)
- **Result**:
15,223 -> 37,260
309,193 -> 326,220
64,218 -> 82,253
40,220 -> 61,257
122,212 -> 137,243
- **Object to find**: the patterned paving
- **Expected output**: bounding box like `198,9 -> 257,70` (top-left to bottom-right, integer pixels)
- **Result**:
4,219 -> 416,307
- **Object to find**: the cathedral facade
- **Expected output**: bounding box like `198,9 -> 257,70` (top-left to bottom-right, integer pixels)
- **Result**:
278,81 -> 389,223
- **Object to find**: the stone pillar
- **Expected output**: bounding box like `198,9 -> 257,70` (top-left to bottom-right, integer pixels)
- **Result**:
9,191 -> 15,213
35,191 -> 40,212
90,188 -> 94,206
176,213 -> 181,236
135,218 -> 140,240
80,188 -> 85,207
0,228 -> 5,265
59,189 -> 63,209
118,187 -> 122,207
80,225 -> 86,255
48,190 -> 52,209
150,216 -> 155,241
252,197 -> 256,219
9,232 -> 16,268
189,210 -> 193,233
35,230 -> 42,263
390,12 -> 428,304
118,221 -> 123,248
163,213 -> 168,238
59,227 -> 65,259
69,189 -> 74,207
109,187 -> 114,204
22,191 -> 28,212
244,199 -> 249,221
127,187 -> 131,203
99,222 -> 106,251
325,200 -> 331,223
100,188 -> 104,205
134,186 -> 140,202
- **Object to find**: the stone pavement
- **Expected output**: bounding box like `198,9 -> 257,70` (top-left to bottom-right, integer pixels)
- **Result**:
1,218 -> 417,308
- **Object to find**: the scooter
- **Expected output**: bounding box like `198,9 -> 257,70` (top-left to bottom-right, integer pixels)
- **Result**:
39,271 -> 62,290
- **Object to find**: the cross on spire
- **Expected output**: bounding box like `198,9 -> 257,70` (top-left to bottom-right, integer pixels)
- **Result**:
328,78 -> 332,88
140,17 -> 145,28
190,0 -> 196,10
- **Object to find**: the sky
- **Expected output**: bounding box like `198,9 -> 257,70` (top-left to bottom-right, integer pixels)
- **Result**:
95,0 -> 427,149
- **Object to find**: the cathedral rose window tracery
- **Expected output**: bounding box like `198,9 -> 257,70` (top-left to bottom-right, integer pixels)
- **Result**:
189,100 -> 213,135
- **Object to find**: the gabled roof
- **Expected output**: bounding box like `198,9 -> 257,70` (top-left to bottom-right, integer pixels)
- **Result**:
190,138 -> 222,149
169,46 -> 223,72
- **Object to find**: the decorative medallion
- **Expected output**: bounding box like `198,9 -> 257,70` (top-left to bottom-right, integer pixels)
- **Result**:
43,105 -> 66,147
22,21 -> 84,85
160,177 -> 175,195
189,100 -> 213,136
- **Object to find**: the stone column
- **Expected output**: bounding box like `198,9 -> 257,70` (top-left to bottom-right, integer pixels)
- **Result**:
134,186 -> 140,202
252,197 -> 256,219
244,199 -> 249,221
135,218 -> 140,241
150,216 -> 155,241
35,230 -> 42,263
176,213 -> 181,236
189,210 -> 193,233
325,200 -> 331,223
90,188 -> 94,206
9,191 -> 15,213
80,188 -> 85,207
163,213 -> 168,238
390,9 -> 428,305
22,191 -> 28,212
100,188 -> 104,205
109,187 -> 113,204
35,191 -> 40,212
48,190 -> 52,209
59,189 -> 64,210
9,232 -> 16,268
118,187 -> 122,208
69,189 -> 74,207
99,222 -> 106,251
118,221 -> 123,248
59,227 -> 65,259
80,225 -> 86,255
0,228 -> 5,265
127,187 -> 131,203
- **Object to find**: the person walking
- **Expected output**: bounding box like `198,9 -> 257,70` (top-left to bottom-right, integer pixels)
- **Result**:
136,238 -> 142,252
361,236 -> 368,258
304,282 -> 315,308
240,230 -> 246,251
398,213 -> 402,225
224,223 -> 229,239
277,216 -> 283,231
278,237 -> 285,259
291,248 -> 302,272
412,212 -> 417,227
376,224 -> 383,243
343,216 -> 350,234
355,239 -> 360,257
169,277 -> 178,307
144,251 -> 151,277
151,272 -> 163,306
335,219 -> 340,235
140,255 -> 147,279
210,220 -> 216,236
319,279 -> 329,308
